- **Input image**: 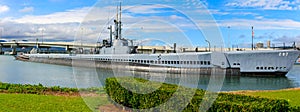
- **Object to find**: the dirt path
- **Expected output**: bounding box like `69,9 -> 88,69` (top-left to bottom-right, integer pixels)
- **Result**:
99,104 -> 131,112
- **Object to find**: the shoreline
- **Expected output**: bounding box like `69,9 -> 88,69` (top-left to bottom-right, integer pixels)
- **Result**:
224,87 -> 300,94
2,81 -> 300,95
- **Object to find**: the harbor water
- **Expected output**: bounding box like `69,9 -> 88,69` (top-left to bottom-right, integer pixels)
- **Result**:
1,55 -> 300,91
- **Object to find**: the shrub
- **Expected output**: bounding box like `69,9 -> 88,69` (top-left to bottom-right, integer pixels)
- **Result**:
105,77 -> 292,112
0,82 -> 78,94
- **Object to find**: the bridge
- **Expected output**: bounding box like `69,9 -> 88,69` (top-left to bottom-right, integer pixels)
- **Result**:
0,41 -> 102,54
1,41 -> 299,55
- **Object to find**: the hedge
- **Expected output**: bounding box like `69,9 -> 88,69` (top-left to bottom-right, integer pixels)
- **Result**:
105,77 -> 292,112
0,82 -> 78,94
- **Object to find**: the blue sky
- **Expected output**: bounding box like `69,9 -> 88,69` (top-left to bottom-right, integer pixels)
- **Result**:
1,0 -> 300,48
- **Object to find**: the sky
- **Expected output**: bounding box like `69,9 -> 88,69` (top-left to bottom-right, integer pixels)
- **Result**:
0,0 -> 300,48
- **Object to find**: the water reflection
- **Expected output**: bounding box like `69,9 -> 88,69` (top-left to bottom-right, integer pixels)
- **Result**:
286,65 -> 300,87
89,67 -> 295,91
222,76 -> 294,91
0,56 -> 77,87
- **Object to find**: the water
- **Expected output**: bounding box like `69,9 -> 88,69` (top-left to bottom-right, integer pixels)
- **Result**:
0,55 -> 300,91
0,55 -> 77,87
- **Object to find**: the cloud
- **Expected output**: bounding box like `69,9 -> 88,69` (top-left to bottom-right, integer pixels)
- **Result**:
10,7 -> 90,24
239,35 -> 246,39
219,19 -> 300,30
125,4 -> 168,14
236,33 -> 300,48
225,0 -> 300,10
0,5 -> 9,13
1,5 -> 193,42
19,7 -> 34,13
0,21 -> 79,41
273,35 -> 300,43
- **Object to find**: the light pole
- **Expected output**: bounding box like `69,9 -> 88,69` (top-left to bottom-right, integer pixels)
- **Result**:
205,40 -> 211,52
0,28 -> 2,54
228,26 -> 230,51
42,29 -> 44,44
38,28 -> 45,44
79,27 -> 85,54
81,27 -> 84,48
0,27 -> 3,40
252,26 -> 254,50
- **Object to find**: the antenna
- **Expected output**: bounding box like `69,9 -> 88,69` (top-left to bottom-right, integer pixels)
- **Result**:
116,5 -> 119,22
119,2 -> 122,22
119,2 -> 122,39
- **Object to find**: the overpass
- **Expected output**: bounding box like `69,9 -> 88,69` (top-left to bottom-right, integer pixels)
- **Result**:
0,41 -> 101,48
1,41 -> 299,55
0,41 -> 102,54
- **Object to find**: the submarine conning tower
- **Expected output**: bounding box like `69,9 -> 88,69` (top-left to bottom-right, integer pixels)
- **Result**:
99,3 -> 138,54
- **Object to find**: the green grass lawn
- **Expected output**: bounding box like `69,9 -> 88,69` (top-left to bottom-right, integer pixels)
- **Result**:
0,93 -> 109,112
1,79 -> 300,111
232,89 -> 300,107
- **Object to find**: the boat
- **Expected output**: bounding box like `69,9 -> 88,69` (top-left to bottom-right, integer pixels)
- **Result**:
295,58 -> 300,65
16,5 -> 300,76
14,53 -> 29,61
